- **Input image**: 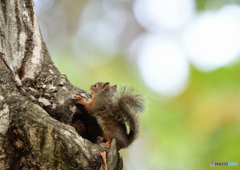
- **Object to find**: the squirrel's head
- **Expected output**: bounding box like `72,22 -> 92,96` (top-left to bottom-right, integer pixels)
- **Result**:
90,82 -> 117,98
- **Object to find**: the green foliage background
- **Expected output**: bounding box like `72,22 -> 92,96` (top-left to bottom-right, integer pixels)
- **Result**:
36,0 -> 240,169
52,53 -> 240,169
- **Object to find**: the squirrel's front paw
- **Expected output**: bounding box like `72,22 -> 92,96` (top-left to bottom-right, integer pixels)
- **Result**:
73,95 -> 84,104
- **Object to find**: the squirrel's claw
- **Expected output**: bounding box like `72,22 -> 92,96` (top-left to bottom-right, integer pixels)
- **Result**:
73,95 -> 82,100
73,95 -> 84,104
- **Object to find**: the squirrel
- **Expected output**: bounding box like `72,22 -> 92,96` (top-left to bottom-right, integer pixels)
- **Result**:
73,82 -> 145,151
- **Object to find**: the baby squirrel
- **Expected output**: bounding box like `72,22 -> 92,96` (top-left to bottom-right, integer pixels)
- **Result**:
74,82 -> 145,151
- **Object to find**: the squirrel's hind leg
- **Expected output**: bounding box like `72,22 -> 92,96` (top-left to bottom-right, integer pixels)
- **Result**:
100,151 -> 108,170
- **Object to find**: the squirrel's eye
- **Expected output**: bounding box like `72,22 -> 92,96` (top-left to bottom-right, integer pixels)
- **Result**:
94,84 -> 97,88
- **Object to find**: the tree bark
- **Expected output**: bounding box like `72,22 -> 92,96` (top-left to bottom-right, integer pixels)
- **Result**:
0,0 -> 122,169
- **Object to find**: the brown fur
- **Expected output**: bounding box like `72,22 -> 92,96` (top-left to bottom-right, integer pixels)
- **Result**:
74,82 -> 145,150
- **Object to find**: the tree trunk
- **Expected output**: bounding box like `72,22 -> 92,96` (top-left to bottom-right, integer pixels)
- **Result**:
0,0 -> 122,169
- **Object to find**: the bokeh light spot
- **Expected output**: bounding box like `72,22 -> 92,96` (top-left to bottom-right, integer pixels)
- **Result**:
73,0 -> 127,68
182,4 -> 240,71
133,34 -> 189,97
133,0 -> 195,31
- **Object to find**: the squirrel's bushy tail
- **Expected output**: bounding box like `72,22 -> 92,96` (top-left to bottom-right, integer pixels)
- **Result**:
115,86 -> 145,146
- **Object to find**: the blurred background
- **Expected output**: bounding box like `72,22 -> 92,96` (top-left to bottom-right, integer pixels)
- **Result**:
35,0 -> 240,169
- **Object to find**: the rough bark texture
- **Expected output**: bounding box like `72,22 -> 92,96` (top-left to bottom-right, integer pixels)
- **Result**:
0,0 -> 123,169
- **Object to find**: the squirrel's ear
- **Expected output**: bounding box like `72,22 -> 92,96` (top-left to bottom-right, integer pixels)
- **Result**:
111,85 -> 117,92
101,82 -> 110,92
